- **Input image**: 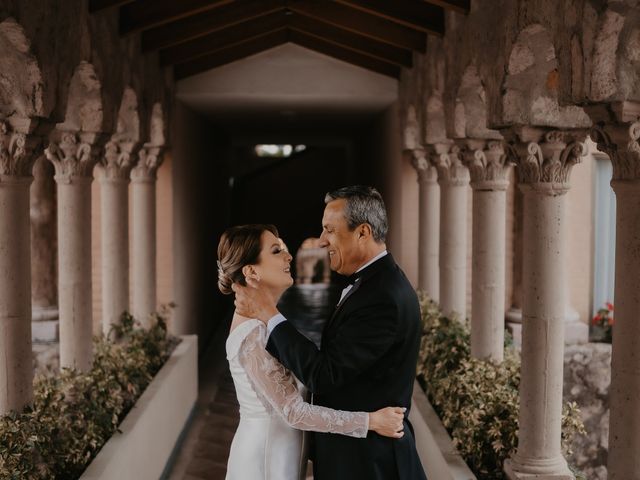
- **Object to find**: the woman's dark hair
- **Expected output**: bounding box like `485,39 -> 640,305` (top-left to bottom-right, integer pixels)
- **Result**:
216,224 -> 279,295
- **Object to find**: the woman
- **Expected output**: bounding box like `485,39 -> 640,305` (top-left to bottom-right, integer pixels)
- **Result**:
218,224 -> 406,480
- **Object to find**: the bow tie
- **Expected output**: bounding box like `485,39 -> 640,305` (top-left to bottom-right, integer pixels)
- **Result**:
345,273 -> 361,286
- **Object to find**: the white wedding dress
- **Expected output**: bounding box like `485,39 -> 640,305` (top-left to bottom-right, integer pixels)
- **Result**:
225,319 -> 369,480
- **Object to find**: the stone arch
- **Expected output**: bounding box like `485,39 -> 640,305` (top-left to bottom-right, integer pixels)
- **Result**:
59,61 -> 103,132
114,86 -> 140,142
403,104 -> 420,149
453,65 -> 501,140
502,24 -> 589,128
590,7 -> 640,102
149,102 -> 165,146
0,17 -> 44,121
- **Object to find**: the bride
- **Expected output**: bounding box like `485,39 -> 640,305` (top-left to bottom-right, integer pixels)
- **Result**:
217,224 -> 406,480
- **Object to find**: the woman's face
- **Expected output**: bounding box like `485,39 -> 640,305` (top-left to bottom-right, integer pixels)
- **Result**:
252,230 -> 294,293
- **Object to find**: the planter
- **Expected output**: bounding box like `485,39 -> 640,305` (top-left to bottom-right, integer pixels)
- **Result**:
80,335 -> 198,480
409,380 -> 477,480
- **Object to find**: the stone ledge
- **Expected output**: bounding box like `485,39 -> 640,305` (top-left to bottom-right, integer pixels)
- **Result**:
80,335 -> 198,480
409,380 -> 477,480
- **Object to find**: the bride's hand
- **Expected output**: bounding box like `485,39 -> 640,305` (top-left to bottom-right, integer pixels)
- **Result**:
369,407 -> 406,438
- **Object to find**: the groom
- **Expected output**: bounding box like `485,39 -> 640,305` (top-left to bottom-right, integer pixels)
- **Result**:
233,185 -> 427,480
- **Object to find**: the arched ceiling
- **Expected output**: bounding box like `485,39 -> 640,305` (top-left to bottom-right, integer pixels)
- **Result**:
90,0 -> 470,80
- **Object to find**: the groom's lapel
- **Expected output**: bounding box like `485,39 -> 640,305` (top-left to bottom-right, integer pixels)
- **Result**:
324,254 -> 395,333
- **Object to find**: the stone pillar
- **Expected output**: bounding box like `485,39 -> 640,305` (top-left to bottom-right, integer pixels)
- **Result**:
409,147 -> 440,301
30,156 -> 59,342
462,139 -> 512,362
99,138 -> 138,336
588,101 -> 640,480
503,127 -> 586,480
131,145 -> 163,326
0,120 -> 43,413
430,142 -> 469,318
45,131 -> 103,371
30,157 -> 57,312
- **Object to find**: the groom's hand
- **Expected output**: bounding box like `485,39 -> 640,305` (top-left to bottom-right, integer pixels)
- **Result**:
232,281 -> 279,323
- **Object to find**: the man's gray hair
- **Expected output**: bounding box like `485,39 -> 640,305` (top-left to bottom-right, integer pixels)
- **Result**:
325,185 -> 388,243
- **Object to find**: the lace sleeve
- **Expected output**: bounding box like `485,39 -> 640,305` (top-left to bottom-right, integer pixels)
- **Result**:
238,323 -> 369,438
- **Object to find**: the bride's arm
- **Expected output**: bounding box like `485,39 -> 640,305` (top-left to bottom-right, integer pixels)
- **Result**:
238,324 -> 404,439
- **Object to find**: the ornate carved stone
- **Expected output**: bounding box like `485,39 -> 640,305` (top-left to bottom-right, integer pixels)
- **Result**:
44,131 -> 104,182
590,121 -> 640,181
101,138 -> 140,181
430,143 -> 470,186
461,139 -> 514,190
131,145 -> 164,182
505,128 -> 587,192
0,121 -> 41,178
408,147 -> 437,184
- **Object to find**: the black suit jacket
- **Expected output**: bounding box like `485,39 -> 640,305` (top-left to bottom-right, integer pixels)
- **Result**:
266,253 -> 427,480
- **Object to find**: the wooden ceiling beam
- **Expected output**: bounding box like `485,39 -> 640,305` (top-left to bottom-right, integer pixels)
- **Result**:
89,0 -> 134,13
289,30 -> 400,79
288,13 -> 412,68
160,12 -> 288,66
120,0 -> 233,35
334,0 -> 444,35
423,0 -> 470,14
289,1 -> 426,52
174,29 -> 289,80
141,0 -> 285,52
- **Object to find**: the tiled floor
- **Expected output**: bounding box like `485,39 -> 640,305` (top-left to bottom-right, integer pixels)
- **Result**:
180,370 -> 239,480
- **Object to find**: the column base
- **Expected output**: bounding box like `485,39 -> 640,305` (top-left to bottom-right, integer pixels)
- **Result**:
31,306 -> 59,343
506,308 -> 588,348
504,458 -> 574,480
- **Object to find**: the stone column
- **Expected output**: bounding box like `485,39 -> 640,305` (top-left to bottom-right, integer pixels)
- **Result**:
503,127 -> 586,480
99,138 -> 138,336
30,157 -> 57,313
0,120 -> 43,413
589,101 -> 640,480
30,156 -> 59,342
409,147 -> 440,301
430,143 -> 469,318
131,145 -> 163,326
462,139 -> 512,362
45,131 -> 103,371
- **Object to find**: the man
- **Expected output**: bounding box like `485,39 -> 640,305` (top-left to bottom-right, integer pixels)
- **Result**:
233,185 -> 427,480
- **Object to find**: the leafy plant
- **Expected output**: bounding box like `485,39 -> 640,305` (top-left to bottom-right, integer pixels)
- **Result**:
0,306 -> 179,479
416,292 -> 585,479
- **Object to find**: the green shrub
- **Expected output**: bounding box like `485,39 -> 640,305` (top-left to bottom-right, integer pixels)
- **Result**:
416,292 -> 585,479
0,307 -> 179,479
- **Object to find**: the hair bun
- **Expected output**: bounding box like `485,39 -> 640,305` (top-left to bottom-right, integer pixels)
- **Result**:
217,260 -> 234,295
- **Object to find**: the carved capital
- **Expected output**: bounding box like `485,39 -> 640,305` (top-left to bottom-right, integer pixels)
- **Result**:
45,131 -> 106,183
429,143 -> 470,186
461,139 -> 513,190
100,138 -> 141,181
590,121 -> 640,181
407,147 -> 437,184
504,128 -> 587,194
131,145 -> 164,182
0,121 -> 42,179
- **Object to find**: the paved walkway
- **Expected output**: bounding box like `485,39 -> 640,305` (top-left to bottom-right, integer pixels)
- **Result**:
166,322 -> 236,480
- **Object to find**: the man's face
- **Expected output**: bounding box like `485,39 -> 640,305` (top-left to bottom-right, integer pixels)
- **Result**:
319,199 -> 363,275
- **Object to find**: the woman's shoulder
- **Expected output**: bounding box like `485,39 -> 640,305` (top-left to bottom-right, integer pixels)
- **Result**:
226,319 -> 265,358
